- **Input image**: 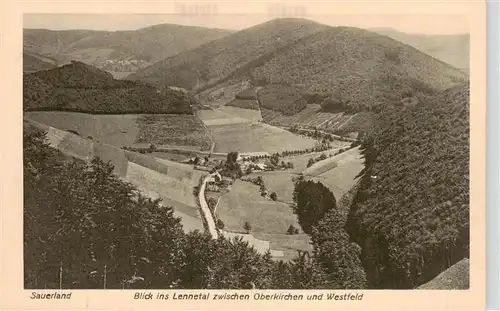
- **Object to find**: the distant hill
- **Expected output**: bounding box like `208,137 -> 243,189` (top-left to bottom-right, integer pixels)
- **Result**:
24,61 -> 195,114
23,24 -> 232,70
248,26 -> 466,112
130,19 -> 467,114
347,82 -> 470,289
371,28 -> 469,72
23,53 -> 56,73
128,18 -> 330,89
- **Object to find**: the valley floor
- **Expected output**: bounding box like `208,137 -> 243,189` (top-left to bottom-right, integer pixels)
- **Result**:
24,103 -> 364,262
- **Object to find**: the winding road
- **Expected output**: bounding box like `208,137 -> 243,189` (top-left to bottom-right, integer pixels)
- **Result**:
198,173 -> 219,239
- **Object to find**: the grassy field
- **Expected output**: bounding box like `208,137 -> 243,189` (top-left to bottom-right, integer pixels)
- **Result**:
195,106 -> 246,122
132,183 -> 204,233
124,161 -> 202,214
152,151 -> 190,162
304,147 -> 364,201
210,122 -> 317,153
280,144 -> 351,173
216,180 -> 301,235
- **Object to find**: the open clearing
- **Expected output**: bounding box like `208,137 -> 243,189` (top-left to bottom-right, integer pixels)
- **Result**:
131,183 -> 204,233
196,106 -> 262,125
219,106 -> 262,122
210,123 -> 317,153
281,144 -> 352,173
216,179 -> 309,260
216,180 -> 301,235
303,147 -> 364,200
226,98 -> 260,110
246,171 -> 297,204
196,105 -> 316,153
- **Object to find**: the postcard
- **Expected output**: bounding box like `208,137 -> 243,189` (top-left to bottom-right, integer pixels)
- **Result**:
0,0 -> 486,310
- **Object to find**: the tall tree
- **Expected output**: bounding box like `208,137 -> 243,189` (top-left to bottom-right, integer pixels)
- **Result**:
292,180 -> 336,234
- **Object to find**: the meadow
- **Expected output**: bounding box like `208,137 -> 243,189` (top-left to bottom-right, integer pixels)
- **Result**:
108,71 -> 136,79
280,143 -> 351,173
216,179 -> 311,261
216,180 -> 301,235
246,171 -> 297,204
196,106 -> 262,125
304,147 -> 364,200
210,122 -> 317,153
252,232 -> 312,262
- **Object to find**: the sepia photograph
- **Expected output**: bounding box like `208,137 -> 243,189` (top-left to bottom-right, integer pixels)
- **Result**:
21,11 -> 472,292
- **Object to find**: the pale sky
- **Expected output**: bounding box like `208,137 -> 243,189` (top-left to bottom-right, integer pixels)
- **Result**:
23,13 -> 469,35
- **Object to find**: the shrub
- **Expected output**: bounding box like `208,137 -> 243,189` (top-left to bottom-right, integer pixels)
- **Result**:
307,158 -> 315,168
243,221 -> 252,234
216,219 -> 225,230
287,225 -> 297,235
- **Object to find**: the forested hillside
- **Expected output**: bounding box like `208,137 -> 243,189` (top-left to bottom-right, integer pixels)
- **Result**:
127,18 -> 329,89
346,82 -> 470,288
23,61 -> 195,114
130,19 -> 466,114
249,26 -> 466,112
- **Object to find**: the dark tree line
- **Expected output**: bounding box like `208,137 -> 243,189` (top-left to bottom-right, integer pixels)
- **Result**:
23,61 -> 195,114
